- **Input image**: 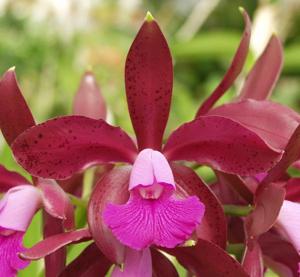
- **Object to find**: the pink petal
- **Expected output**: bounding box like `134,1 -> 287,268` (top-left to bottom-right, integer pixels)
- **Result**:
103,186 -> 204,250
0,185 -> 41,232
129,149 -> 174,190
276,200 -> 300,252
238,35 -> 283,100
208,99 -> 300,150
73,71 -> 107,120
38,179 -> 74,230
163,115 -> 282,176
12,116 -> 138,179
0,68 -> 35,146
172,164 -> 227,249
0,228 -> 29,276
0,164 -> 30,193
129,149 -> 154,189
125,14 -> 173,151
165,239 -> 249,277
196,8 -> 251,116
20,228 -> 91,260
112,248 -> 152,277
88,167 -> 130,264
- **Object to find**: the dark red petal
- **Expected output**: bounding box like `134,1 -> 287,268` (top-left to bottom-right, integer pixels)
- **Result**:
88,166 -> 131,264
12,116 -> 138,179
172,164 -> 227,249
208,99 -> 300,150
0,68 -> 35,145
258,124 -> 300,189
0,164 -> 30,192
165,239 -> 248,277
20,228 -> 91,260
285,178 -> 300,202
245,124 -> 300,239
195,8 -> 251,116
228,217 -> 245,244
72,71 -> 107,120
259,231 -> 300,276
242,240 -> 264,277
164,115 -> 282,176
125,15 -> 173,151
59,173 -> 84,197
245,182 -> 285,240
216,171 -> 253,204
43,215 -> 66,277
239,35 -> 283,100
151,249 -> 178,277
39,179 -> 75,230
59,243 -> 112,277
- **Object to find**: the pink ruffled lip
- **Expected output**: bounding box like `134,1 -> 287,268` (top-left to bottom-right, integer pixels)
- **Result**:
0,227 -> 29,276
103,149 -> 205,250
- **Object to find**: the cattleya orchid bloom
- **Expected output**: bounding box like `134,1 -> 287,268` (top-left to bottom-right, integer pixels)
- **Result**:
9,11 -> 284,274
103,149 -> 204,250
0,165 -> 74,276
2,7 -> 300,276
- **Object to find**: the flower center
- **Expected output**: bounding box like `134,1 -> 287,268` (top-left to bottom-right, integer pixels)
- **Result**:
138,183 -> 163,199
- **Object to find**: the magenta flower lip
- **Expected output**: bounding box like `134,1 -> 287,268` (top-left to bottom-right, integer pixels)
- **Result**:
103,149 -> 205,250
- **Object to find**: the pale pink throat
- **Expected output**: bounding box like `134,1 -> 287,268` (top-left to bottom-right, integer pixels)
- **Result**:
103,149 -> 205,250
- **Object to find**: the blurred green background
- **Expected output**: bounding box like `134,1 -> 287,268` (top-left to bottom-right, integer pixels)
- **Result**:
0,0 -> 299,276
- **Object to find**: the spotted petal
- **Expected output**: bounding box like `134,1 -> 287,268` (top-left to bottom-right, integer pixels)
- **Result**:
163,115 -> 282,176
125,14 -> 173,151
12,116 -> 138,179
0,68 -> 35,146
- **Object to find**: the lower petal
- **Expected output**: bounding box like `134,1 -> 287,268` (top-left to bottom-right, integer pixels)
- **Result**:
0,227 -> 29,276
112,248 -> 152,277
103,191 -> 205,250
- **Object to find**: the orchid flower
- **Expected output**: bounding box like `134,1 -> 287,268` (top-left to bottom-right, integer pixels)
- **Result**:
7,11 -> 285,275
0,165 -> 74,276
0,184 -> 39,276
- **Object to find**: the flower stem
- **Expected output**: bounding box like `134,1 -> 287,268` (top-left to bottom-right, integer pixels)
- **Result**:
223,204 -> 253,216
68,194 -> 88,208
